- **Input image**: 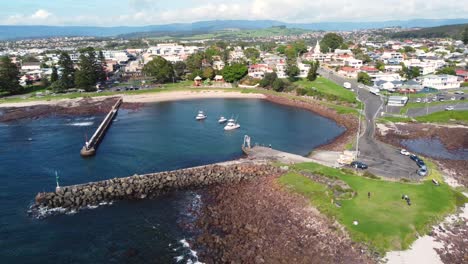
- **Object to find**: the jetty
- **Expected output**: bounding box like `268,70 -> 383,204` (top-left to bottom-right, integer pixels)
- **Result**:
80,97 -> 122,157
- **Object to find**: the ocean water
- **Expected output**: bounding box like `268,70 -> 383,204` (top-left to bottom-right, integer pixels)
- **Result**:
0,99 -> 344,263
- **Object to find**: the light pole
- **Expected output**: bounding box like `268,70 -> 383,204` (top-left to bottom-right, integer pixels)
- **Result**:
355,89 -> 362,160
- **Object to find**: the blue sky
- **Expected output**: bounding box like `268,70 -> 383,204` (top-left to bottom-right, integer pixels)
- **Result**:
1,0 -> 466,26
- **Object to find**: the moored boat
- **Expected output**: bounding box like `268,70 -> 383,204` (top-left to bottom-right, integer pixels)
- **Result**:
195,111 -> 207,120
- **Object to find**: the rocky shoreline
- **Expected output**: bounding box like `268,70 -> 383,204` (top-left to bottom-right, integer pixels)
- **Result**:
0,97 -> 142,122
192,175 -> 374,264
376,122 -> 468,186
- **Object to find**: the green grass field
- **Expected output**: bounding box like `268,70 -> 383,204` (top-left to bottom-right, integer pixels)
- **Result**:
378,110 -> 468,124
415,110 -> 468,123
296,77 -> 358,104
400,100 -> 464,114
279,162 -> 467,253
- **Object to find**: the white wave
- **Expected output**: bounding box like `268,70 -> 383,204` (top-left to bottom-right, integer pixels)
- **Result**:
180,239 -> 190,248
177,239 -> 204,264
68,122 -> 94,126
32,205 -> 68,219
174,255 -> 184,262
87,205 -> 98,209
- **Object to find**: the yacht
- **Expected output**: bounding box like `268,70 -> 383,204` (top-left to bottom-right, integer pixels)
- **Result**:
195,111 -> 207,120
224,118 -> 240,130
218,116 -> 228,123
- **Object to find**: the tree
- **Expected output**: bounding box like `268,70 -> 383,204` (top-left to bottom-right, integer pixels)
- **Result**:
50,66 -> 58,83
0,56 -> 21,94
272,78 -> 285,92
142,56 -> 175,83
173,61 -> 187,80
186,53 -> 204,72
292,40 -> 308,55
463,27 -> 468,45
58,51 -> 75,89
97,50 -> 107,83
285,63 -> 300,79
320,33 -> 344,53
202,67 -> 215,80
75,48 -> 100,91
243,48 -> 260,61
375,61 -> 385,71
436,66 -> 456,75
357,72 -> 372,85
260,72 -> 278,88
399,65 -> 421,79
222,63 -> 248,83
306,60 -> 320,81
276,45 -> 286,54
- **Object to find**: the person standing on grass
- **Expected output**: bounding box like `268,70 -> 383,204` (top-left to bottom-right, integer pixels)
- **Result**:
368,192 -> 371,199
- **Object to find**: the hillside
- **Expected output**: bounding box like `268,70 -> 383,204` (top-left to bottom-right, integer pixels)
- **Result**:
390,23 -> 468,39
1,18 -> 468,40
130,27 -> 311,40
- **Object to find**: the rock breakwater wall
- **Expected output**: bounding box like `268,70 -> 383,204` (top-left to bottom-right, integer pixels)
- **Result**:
34,163 -> 281,211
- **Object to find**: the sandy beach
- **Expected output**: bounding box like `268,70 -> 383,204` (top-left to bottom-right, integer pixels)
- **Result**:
0,90 -> 266,108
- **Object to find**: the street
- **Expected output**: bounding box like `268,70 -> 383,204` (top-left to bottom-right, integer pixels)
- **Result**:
319,68 -> 420,179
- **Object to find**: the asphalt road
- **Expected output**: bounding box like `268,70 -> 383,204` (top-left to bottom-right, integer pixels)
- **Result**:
319,68 -> 421,179
407,102 -> 468,117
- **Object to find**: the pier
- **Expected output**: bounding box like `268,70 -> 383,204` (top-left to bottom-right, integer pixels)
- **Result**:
80,97 -> 122,157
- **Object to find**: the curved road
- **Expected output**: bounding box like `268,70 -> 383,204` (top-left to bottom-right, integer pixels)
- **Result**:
319,68 -> 420,179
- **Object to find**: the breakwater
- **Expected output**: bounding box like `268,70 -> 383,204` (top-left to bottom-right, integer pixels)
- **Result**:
80,97 -> 122,157
33,162 -> 281,211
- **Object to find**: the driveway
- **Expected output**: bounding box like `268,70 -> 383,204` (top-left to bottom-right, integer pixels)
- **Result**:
319,68 -> 420,179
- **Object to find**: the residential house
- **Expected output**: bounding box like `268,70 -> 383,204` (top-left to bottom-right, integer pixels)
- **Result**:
213,61 -> 225,70
248,64 -> 274,79
420,75 -> 460,90
360,66 -> 379,74
21,62 -> 41,72
338,66 -> 359,78
455,69 -> 468,82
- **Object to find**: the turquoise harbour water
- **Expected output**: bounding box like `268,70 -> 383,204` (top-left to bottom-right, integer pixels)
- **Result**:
0,99 -> 344,263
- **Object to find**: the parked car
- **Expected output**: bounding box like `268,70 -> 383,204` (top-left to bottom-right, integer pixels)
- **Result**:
350,161 -> 368,169
454,91 -> 464,95
416,98 -> 421,103
410,154 -> 419,162
400,149 -> 411,156
460,97 -> 465,100
438,98 -> 445,102
445,106 -> 454,111
451,96 -> 456,101
417,168 -> 428,176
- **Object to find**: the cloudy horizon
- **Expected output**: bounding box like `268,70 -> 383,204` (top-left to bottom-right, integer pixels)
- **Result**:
1,0 -> 467,26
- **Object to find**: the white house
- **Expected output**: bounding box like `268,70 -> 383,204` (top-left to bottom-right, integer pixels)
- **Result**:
102,50 -> 130,64
344,58 -> 363,68
276,63 -> 287,78
20,62 -> 41,71
420,75 -> 460,90
213,61 -> 225,70
297,62 -> 311,78
387,96 -> 408,106
248,64 -> 274,79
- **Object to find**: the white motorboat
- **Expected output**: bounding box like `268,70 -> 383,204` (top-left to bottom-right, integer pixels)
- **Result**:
224,118 -> 240,130
218,116 -> 228,123
195,110 -> 207,120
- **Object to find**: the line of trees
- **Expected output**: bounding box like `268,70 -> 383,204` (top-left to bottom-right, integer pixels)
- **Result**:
50,48 -> 107,92
0,56 -> 21,94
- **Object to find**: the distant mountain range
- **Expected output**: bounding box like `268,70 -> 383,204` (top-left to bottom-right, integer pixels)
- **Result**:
1,18 -> 467,40
390,23 -> 468,39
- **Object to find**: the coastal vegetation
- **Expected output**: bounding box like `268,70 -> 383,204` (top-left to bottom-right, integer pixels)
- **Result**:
379,110 -> 468,124
295,77 -> 358,104
279,162 -> 468,253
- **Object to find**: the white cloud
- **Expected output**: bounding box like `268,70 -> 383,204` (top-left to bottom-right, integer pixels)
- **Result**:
31,9 -> 51,20
1,1 -> 467,26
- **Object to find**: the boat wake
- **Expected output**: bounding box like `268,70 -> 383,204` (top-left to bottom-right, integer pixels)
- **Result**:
28,201 -> 114,219
68,121 -> 94,126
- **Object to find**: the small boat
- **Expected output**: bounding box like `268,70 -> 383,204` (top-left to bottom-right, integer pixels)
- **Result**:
224,118 -> 240,130
195,110 -> 207,120
218,116 -> 227,123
